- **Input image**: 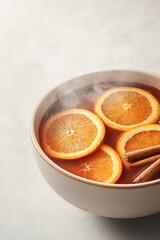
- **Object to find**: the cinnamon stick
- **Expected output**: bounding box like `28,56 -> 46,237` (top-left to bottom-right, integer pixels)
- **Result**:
133,158 -> 160,183
131,154 -> 160,167
125,145 -> 160,163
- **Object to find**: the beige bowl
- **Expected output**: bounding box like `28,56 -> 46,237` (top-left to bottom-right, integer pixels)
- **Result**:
30,70 -> 160,218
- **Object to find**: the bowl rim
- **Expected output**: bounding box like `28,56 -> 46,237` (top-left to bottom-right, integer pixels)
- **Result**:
30,69 -> 160,189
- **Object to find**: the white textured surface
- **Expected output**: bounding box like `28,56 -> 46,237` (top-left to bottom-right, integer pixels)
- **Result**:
0,0 -> 160,239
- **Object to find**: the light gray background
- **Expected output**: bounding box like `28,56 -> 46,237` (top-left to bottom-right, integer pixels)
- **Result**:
0,0 -> 159,239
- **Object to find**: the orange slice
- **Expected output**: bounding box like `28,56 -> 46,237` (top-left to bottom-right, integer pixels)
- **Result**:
94,87 -> 160,131
116,124 -> 160,164
40,108 -> 105,159
55,144 -> 122,183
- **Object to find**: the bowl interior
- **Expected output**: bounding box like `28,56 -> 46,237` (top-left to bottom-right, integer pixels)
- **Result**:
31,70 -> 160,187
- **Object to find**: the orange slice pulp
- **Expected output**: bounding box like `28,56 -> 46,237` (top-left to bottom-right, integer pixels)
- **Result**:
40,108 -> 105,159
116,124 -> 160,165
94,87 -> 160,131
55,144 -> 122,183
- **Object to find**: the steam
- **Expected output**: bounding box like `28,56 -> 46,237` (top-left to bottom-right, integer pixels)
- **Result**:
42,70 -> 160,123
53,81 -> 114,113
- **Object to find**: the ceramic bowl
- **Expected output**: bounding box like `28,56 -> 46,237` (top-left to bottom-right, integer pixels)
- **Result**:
30,70 -> 160,218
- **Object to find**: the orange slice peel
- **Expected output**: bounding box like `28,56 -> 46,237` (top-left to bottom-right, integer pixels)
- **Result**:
116,124 -> 160,165
94,87 -> 160,131
40,108 -> 105,160
56,144 -> 122,184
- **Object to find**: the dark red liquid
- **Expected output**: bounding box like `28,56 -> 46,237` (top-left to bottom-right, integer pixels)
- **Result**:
40,82 -> 160,184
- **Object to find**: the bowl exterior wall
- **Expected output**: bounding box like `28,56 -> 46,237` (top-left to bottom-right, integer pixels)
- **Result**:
32,146 -> 160,218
